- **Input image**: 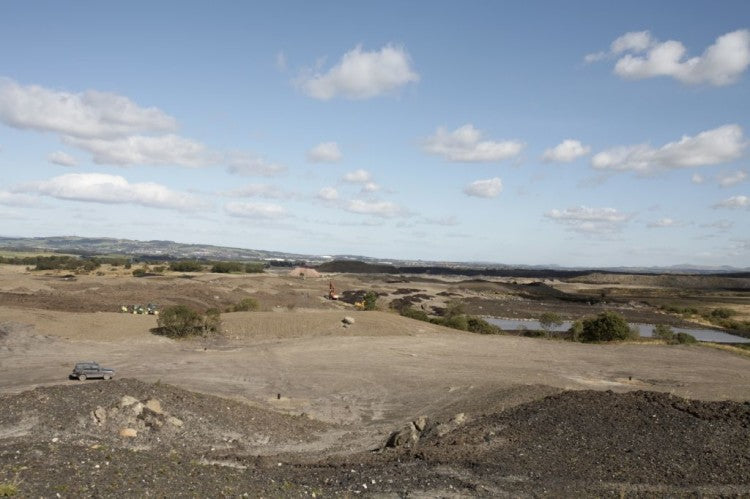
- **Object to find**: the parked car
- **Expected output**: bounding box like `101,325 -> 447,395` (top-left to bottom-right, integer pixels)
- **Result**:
70,361 -> 115,381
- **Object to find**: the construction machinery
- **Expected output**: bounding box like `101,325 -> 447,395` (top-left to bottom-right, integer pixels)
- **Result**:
328,281 -> 339,300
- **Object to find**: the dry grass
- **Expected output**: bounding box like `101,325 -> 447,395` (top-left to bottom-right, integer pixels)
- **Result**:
700,343 -> 750,360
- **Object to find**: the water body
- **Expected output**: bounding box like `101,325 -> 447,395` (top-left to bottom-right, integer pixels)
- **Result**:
485,318 -> 750,344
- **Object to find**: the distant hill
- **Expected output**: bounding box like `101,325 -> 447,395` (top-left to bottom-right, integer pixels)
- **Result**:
1,235 -> 747,276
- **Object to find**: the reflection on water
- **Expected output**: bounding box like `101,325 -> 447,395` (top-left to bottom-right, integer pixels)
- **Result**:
485,318 -> 750,344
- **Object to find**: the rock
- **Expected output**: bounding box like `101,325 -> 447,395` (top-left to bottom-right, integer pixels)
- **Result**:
120,395 -> 139,408
92,406 -> 107,425
167,416 -> 184,428
145,399 -> 163,415
342,316 -> 355,325
119,428 -> 138,438
385,422 -> 419,448
452,413 -> 466,425
128,402 -> 144,417
413,416 -> 428,432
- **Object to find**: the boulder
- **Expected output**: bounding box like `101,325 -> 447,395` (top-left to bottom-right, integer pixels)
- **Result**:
119,428 -> 138,438
342,316 -> 356,325
145,398 -> 163,415
119,395 -> 139,408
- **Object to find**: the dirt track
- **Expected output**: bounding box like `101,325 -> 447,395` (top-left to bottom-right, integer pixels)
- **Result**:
2,267 -> 750,495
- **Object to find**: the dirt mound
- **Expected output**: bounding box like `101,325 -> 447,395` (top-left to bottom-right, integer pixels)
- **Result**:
0,378 -> 328,455
404,390 -> 750,489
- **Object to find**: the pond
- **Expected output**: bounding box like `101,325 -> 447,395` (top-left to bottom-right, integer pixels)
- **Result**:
485,318 -> 750,344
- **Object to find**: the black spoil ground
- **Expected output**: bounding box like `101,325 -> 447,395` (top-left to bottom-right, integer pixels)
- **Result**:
1,381 -> 749,497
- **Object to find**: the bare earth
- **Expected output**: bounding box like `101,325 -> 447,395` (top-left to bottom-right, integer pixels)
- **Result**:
1,266 -> 749,496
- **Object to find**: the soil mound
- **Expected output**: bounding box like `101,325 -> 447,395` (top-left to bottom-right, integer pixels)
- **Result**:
406,390 -> 750,489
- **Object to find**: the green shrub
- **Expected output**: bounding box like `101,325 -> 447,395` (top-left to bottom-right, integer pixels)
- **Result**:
232,297 -> 259,312
652,324 -> 675,341
445,314 -> 469,331
539,312 -> 563,332
244,262 -> 265,273
466,316 -> 503,335
156,305 -> 220,338
707,308 -> 735,319
132,268 -> 147,277
580,311 -> 631,342
363,291 -> 379,311
400,307 -> 429,321
568,320 -> 583,342
210,261 -> 245,273
675,332 -> 697,344
169,260 -> 204,272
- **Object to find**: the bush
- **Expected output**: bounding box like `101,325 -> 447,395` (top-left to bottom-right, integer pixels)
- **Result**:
210,261 -> 245,273
132,268 -> 147,277
539,312 -> 563,332
675,332 -> 697,344
232,297 -> 259,312
244,262 -> 265,273
400,307 -> 429,321
568,320 -> 584,342
580,311 -> 631,342
652,324 -> 675,341
363,291 -> 379,311
444,314 -> 469,331
169,260 -> 204,272
466,316 -> 503,335
156,305 -> 220,338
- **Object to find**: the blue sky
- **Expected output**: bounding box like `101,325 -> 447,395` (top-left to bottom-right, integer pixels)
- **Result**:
1,1 -> 749,267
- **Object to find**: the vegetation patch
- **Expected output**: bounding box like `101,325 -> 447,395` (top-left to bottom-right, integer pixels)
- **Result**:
154,305 -> 221,339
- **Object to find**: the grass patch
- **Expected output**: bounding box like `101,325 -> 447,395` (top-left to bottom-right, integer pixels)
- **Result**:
700,343 -> 750,359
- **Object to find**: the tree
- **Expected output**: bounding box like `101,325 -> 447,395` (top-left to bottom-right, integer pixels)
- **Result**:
539,312 -> 564,333
156,305 -> 220,338
580,311 -> 631,342
363,291 -> 379,311
568,320 -> 584,342
652,324 -> 674,341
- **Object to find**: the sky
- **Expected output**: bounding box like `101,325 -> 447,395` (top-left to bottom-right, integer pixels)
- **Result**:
0,1 -> 749,267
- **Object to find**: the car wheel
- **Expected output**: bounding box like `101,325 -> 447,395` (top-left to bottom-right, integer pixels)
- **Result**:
103,374 -> 111,380
78,374 -> 87,381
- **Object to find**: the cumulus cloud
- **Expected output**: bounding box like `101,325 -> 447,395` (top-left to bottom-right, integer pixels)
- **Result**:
223,183 -> 291,199
542,139 -> 591,163
717,170 -> 747,187
545,206 -> 630,234
224,201 -> 288,219
343,169 -> 373,184
317,187 -> 339,201
298,44 -> 419,100
345,199 -> 407,218
64,134 -> 214,167
591,124 -> 746,174
647,217 -> 678,228
361,182 -> 380,193
464,177 -> 503,198
423,124 -> 523,162
714,195 -> 749,209
20,173 -> 205,211
226,153 -> 287,176
307,141 -> 342,163
0,78 -> 177,138
47,150 -> 77,167
587,30 -> 750,86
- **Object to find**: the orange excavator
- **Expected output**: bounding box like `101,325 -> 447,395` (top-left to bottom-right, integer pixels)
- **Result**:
328,280 -> 339,300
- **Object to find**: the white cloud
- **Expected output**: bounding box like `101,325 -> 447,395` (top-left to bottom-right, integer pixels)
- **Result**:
226,153 -> 287,176
298,44 -> 419,100
224,183 -> 291,199
421,215 -> 459,226
545,206 -> 630,234
361,182 -> 380,193
647,217 -> 677,228
691,173 -> 705,184
591,124 -> 746,174
588,30 -> 750,86
21,173 -> 205,211
464,177 -> 503,198
0,78 -> 177,138
717,170 -> 747,187
225,201 -> 288,219
701,220 -> 733,230
345,199 -> 407,218
306,141 -> 342,163
423,124 -> 524,162
714,195 -> 749,209
47,150 -> 77,167
542,139 -> 591,163
63,134 -> 213,167
317,187 -> 339,201
343,169 -> 372,184
0,191 -> 40,207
